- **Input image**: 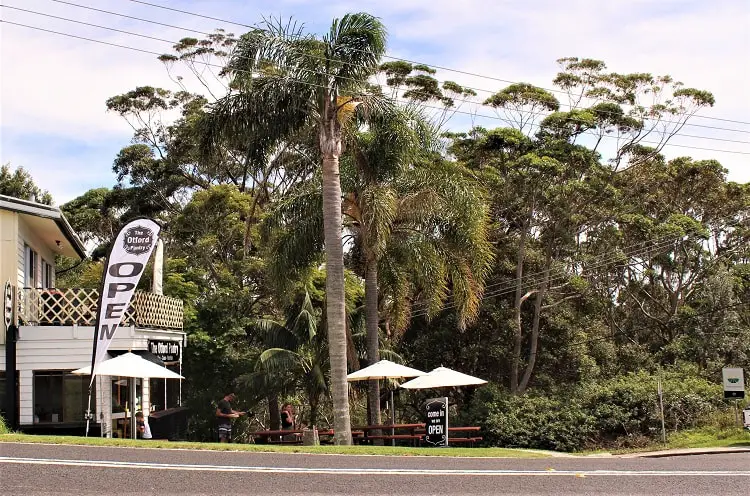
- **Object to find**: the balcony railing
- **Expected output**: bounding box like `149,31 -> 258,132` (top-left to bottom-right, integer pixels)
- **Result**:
18,288 -> 183,330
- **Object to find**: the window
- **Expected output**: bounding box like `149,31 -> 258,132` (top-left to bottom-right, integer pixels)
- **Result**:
25,245 -> 38,288
111,377 -> 141,413
0,372 -> 19,422
149,364 -> 180,411
41,260 -> 54,289
33,371 -> 94,423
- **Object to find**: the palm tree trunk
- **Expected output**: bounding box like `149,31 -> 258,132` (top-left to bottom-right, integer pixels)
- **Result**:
365,259 -> 381,426
321,151 -> 353,445
268,393 -> 280,431
309,392 -> 319,428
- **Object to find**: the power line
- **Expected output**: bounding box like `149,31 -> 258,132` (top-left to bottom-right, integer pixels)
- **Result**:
412,229 -> 744,320
527,301 -> 749,357
46,1 -> 750,135
48,0 -> 208,35
118,0 -> 750,128
3,21 -> 733,318
13,0 -> 750,140
3,4 -> 176,43
401,100 -> 750,154
1,21 -> 743,335
409,233 -> 695,319
3,13 -> 749,156
410,231 -> 694,315
0,19 -> 169,56
126,0 -> 259,30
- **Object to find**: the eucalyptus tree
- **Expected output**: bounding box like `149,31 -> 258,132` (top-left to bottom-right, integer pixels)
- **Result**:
454,58 -> 717,394
210,13 -> 388,444
582,155 -> 750,367
484,57 -> 716,171
0,163 -> 53,204
378,62 -> 478,128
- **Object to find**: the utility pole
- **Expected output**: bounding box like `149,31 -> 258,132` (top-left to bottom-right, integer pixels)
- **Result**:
657,374 -> 666,445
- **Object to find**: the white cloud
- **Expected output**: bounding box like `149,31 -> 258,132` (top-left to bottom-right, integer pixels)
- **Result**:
1,0 -> 748,205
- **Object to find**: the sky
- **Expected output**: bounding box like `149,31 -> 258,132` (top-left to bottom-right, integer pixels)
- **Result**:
1,0 -> 749,204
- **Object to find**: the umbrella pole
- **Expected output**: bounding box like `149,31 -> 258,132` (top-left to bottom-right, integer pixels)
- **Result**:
130,377 -> 137,440
391,388 -> 396,446
84,386 -> 92,438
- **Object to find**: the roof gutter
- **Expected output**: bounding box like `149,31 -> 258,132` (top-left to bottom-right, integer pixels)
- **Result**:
0,194 -> 88,260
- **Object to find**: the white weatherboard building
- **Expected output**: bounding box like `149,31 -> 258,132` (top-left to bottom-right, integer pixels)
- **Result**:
1,194 -> 185,437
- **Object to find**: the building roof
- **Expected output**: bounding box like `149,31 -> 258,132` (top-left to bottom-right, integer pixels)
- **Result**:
0,194 -> 87,259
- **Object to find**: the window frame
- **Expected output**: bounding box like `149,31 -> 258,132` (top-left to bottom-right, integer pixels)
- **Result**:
41,259 -> 54,289
32,370 -> 94,424
25,245 -> 38,288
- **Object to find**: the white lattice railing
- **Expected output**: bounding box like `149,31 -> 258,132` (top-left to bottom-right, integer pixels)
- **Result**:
18,288 -> 183,330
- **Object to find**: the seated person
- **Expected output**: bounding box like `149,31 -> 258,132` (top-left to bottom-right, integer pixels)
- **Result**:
135,411 -> 152,440
280,404 -> 297,442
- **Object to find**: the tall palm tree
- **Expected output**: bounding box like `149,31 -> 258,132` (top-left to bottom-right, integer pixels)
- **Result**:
346,152 -> 493,425
264,108 -> 493,425
213,14 -> 388,444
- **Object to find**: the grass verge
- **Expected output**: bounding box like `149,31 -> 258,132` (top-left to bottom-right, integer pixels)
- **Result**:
0,433 -> 547,458
665,427 -> 750,449
585,427 -> 750,455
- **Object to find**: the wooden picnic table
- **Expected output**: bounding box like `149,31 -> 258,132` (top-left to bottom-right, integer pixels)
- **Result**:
251,429 -> 303,444
251,424 -> 481,447
413,425 -> 483,447
250,428 -> 340,445
352,423 -> 426,446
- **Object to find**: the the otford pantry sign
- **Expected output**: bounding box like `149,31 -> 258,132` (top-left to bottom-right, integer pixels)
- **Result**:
149,340 -> 180,362
123,226 -> 155,255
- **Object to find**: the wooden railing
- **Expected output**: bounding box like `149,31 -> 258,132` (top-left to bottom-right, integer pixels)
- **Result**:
17,288 -> 183,330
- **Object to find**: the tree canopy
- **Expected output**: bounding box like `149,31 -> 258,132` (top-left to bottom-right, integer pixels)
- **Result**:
48,14 -> 748,449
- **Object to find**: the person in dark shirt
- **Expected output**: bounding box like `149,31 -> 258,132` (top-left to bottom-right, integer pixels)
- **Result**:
280,403 -> 296,442
280,403 -> 295,430
216,393 -> 245,443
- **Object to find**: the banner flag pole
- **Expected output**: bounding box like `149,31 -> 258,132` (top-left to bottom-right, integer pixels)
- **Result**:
85,218 -> 162,437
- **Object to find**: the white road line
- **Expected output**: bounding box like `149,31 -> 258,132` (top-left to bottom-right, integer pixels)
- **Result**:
1,457 -> 749,477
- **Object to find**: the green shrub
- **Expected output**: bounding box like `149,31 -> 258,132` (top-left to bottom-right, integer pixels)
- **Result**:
0,415 -> 9,435
465,384 -> 594,452
464,368 -> 730,451
580,370 -> 725,443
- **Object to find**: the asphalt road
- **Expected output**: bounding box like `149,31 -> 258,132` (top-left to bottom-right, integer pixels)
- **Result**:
1,443 -> 748,495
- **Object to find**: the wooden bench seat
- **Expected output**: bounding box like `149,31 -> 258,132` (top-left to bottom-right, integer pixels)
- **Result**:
448,437 -> 483,446
365,434 -> 423,440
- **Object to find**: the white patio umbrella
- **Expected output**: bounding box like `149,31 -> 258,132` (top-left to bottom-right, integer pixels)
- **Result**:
72,352 -> 183,439
72,352 -> 184,379
347,360 -> 425,445
346,360 -> 425,382
400,366 -> 487,389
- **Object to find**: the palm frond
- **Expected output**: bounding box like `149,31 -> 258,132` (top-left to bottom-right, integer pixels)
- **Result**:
252,318 -> 300,350
290,290 -> 319,341
259,347 -> 303,373
262,181 -> 325,284
325,13 -> 387,91
360,184 -> 397,257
